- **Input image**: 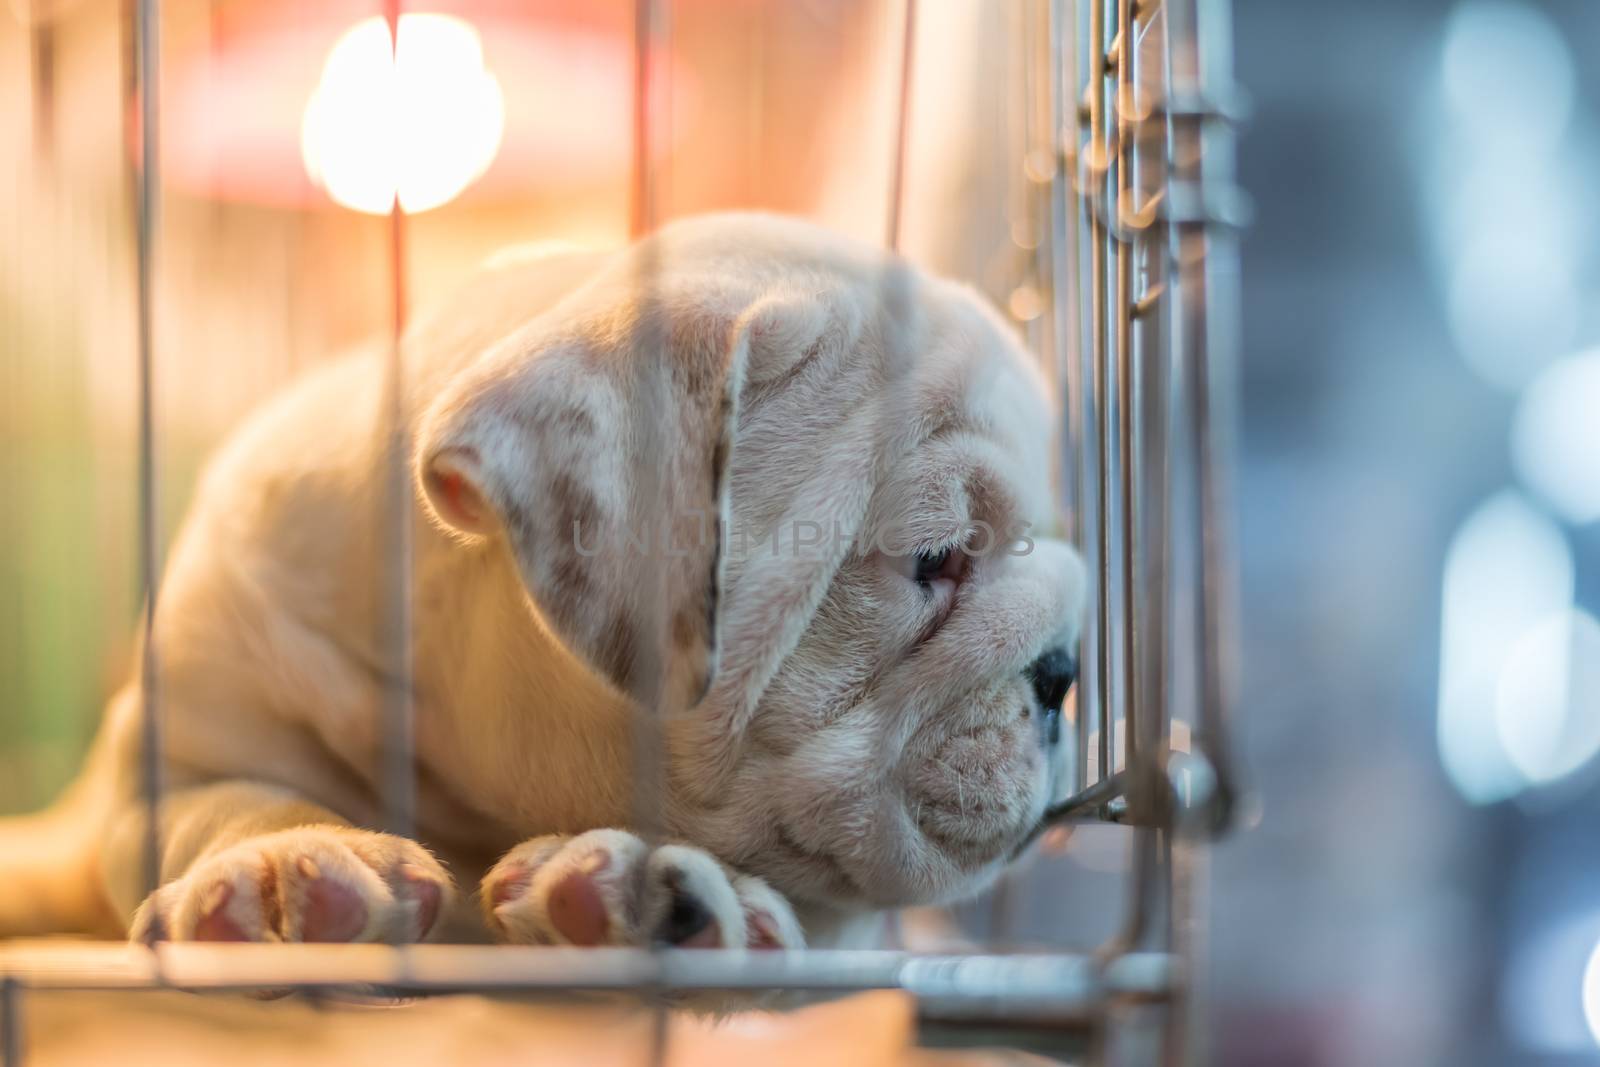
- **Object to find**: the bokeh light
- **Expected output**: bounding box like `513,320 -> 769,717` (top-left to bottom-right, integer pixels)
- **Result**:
1494,609 -> 1600,787
1433,161 -> 1587,271
1446,234 -> 1580,391
1437,491 -> 1574,803
1585,935 -> 1600,1048
1512,349 -> 1600,526
1503,911 -> 1600,1052
1429,0 -> 1590,392
301,14 -> 504,215
1441,0 -> 1575,155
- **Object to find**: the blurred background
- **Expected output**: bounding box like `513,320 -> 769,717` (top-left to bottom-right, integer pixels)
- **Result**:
2,1 -> 1599,1064
1214,3 -> 1600,1064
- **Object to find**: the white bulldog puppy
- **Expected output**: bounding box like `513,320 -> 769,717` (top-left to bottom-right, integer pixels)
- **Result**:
0,214 -> 1084,952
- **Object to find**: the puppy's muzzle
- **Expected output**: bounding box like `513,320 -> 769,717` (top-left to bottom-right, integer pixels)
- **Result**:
1026,646 -> 1078,745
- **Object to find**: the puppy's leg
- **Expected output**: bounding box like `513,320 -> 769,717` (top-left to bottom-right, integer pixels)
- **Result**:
481,831 -> 803,950
105,781 -> 453,944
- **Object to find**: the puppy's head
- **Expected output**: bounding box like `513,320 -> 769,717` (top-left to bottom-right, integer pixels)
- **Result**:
418,214 -> 1085,909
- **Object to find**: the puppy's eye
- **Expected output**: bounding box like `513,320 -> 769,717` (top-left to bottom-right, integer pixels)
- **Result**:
913,546 -> 967,589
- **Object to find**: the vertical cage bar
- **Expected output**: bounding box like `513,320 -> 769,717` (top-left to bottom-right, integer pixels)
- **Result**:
132,0 -> 164,908
1004,0 -> 1026,299
1108,0 -> 1157,961
1166,0 -> 1241,834
1051,0 -> 1082,555
867,0 -> 920,482
29,21 -> 55,164
1020,0 -> 1054,357
1136,2 -> 1179,977
1191,0 -> 1242,834
0,978 -> 20,1067
874,0 -> 919,950
1087,0 -> 1112,793
1149,12 -> 1195,1056
626,0 -> 670,851
1130,9 -> 1153,891
378,0 -> 417,856
1006,0 -> 1032,306
1071,0 -> 1096,797
627,4 -> 673,1061
1163,838 -> 1208,1067
1048,0 -> 1091,797
1162,0 -> 1244,1057
886,0 -> 917,253
630,0 -> 662,241
1113,0 -> 1138,777
989,0 -> 1062,946
987,0 -> 1028,946
1133,0 -> 1170,771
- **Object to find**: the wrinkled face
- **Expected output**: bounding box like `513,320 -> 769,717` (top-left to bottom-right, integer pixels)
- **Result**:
420,215 -> 1085,912
694,278 -> 1086,910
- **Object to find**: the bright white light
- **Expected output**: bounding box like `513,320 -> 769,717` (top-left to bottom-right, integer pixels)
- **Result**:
1512,350 -> 1600,525
1495,609 -> 1600,786
1447,233 -> 1579,392
1585,937 -> 1600,1047
302,15 -> 504,215
1441,0 -> 1575,156
1426,1 -> 1591,392
1504,914 -> 1600,1051
1437,491 -> 1574,803
1428,156 -> 1586,281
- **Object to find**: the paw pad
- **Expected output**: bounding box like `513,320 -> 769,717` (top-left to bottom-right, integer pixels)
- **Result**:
128,828 -> 454,946
481,831 -> 803,952
398,863 -> 444,937
547,867 -> 611,946
298,867 -> 369,943
193,883 -> 250,942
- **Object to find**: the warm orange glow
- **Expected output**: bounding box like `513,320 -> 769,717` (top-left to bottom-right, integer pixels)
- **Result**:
301,14 -> 504,215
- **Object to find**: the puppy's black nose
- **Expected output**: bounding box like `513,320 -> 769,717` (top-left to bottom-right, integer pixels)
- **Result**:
1027,647 -> 1078,742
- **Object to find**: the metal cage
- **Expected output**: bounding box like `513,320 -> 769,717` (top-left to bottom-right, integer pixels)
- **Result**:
0,0 -> 1247,1063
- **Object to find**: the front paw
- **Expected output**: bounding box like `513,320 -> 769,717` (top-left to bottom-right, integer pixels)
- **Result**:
128,827 -> 453,945
480,830 -> 803,950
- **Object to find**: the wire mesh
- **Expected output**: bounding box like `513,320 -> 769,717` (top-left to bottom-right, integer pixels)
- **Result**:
132,0 -> 164,918
627,3 -> 672,1061
0,0 -> 1246,1063
378,0 -> 418,870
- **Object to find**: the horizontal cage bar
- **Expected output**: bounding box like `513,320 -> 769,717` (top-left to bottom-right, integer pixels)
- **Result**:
0,945 -> 1174,1016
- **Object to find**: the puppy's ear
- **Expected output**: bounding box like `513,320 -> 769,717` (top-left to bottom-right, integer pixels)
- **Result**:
415,270 -> 827,709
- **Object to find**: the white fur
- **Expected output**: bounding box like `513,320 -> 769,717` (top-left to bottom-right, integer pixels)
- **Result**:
482,833 -> 791,950
2,214 -> 1084,950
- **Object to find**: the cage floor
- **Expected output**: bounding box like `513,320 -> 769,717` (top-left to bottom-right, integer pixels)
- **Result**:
7,986 -> 1074,1067
0,942 -> 1145,1064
